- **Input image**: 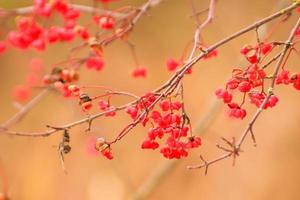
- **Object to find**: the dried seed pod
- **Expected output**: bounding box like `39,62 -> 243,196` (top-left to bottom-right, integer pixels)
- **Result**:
95,137 -> 108,151
79,93 -> 92,104
63,145 -> 71,154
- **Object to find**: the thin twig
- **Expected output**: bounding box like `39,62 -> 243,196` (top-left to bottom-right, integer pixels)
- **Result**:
6,4 -> 126,18
0,88 -> 50,132
187,0 -> 215,61
101,0 -> 157,46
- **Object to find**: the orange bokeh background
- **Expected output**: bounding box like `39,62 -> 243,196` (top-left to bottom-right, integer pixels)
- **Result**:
1,0 -> 300,199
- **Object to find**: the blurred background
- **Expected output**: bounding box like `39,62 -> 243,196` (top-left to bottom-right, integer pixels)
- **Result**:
1,0 -> 300,199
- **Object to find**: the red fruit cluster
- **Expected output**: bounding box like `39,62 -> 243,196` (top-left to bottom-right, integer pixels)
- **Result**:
8,17 -> 46,50
125,92 -> 157,122
276,70 -> 300,90
43,67 -> 79,97
8,0 -> 91,51
98,100 -> 116,116
249,91 -> 278,109
240,43 -> 273,63
215,43 -> 280,119
93,15 -> 115,30
215,89 -> 232,103
34,0 -> 80,19
125,93 -> 201,159
227,103 -> 247,119
85,56 -> 105,71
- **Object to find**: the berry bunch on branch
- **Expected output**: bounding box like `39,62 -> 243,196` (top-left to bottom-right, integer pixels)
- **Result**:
0,0 -> 299,180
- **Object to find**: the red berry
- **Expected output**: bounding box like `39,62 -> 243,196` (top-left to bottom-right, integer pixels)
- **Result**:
141,139 -> 159,150
291,74 -> 300,90
260,43 -> 273,55
125,106 -> 138,119
215,89 -> 232,103
246,49 -> 258,64
0,41 -> 6,53
226,78 -> 240,89
186,136 -> 202,148
101,149 -> 113,160
240,45 -> 252,55
86,56 -> 105,71
64,9 -> 80,20
159,100 -> 170,111
171,101 -> 182,110
12,85 -> 32,102
276,70 -> 290,85
68,85 -> 80,96
266,95 -> 278,108
132,67 -> 147,78
46,27 -> 60,43
98,100 -> 109,110
166,58 -> 179,71
150,110 -> 162,122
81,101 -> 92,112
95,15 -> 115,30
31,39 -> 46,51
238,81 -> 251,93
227,103 -> 246,119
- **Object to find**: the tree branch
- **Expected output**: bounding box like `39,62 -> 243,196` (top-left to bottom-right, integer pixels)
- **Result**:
187,16 -> 300,173
1,2 -> 298,139
0,88 -> 50,132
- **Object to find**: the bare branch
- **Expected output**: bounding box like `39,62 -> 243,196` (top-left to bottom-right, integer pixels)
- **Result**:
0,88 -> 50,132
188,16 -> 300,172
2,2 -> 298,142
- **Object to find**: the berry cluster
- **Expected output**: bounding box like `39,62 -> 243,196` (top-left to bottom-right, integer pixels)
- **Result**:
43,67 -> 79,97
215,42 -> 284,119
3,0 -> 155,105
98,100 -> 116,116
276,71 -> 300,90
125,93 -> 201,159
8,0 -> 91,51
